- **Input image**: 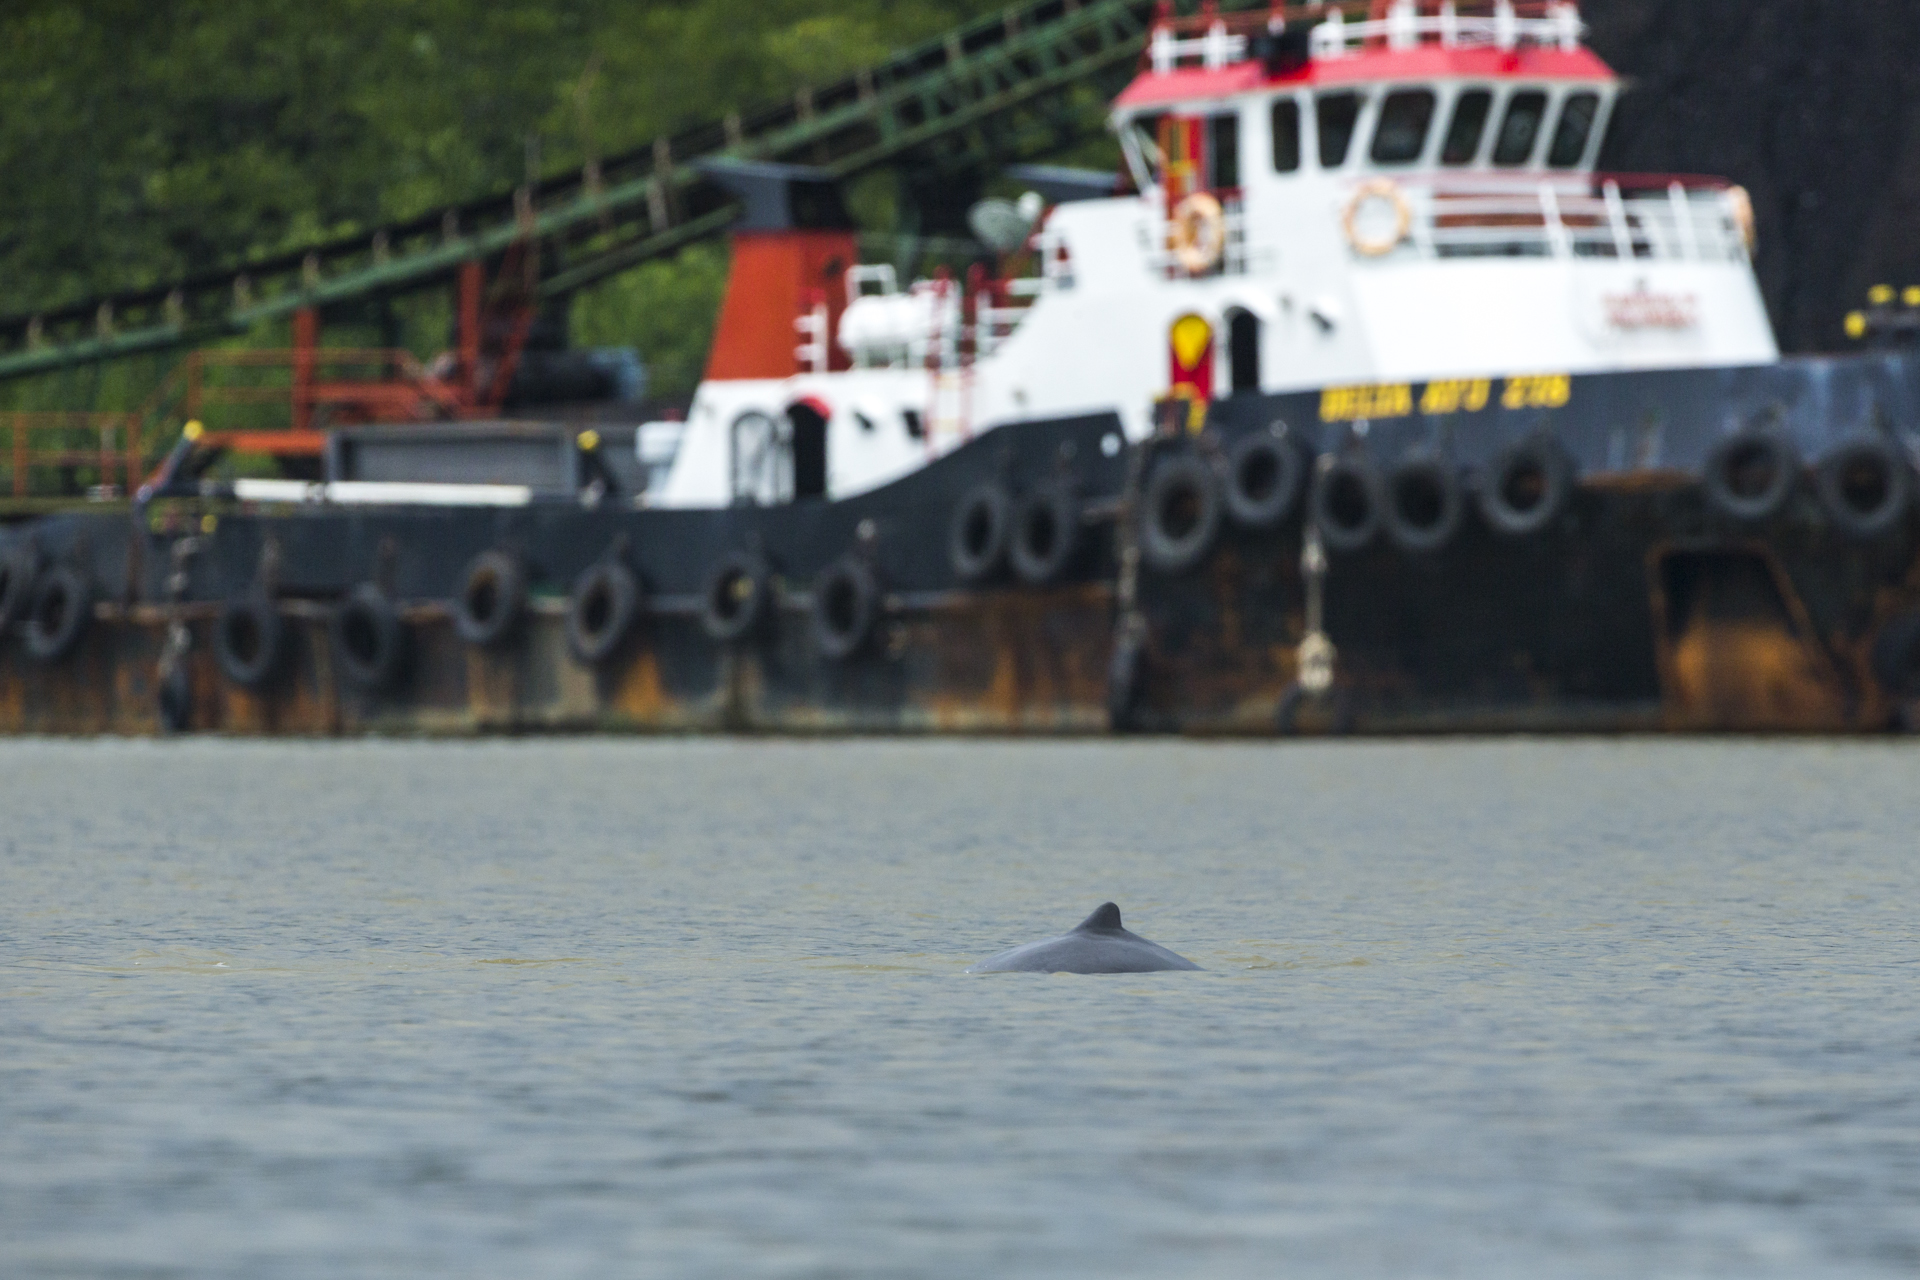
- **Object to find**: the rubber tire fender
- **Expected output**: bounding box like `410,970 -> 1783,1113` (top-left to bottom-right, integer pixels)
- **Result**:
566,560 -> 640,664
1478,435 -> 1573,537
701,552 -> 770,643
1009,483 -> 1081,586
1383,454 -> 1465,554
1815,437 -> 1912,540
23,563 -> 90,663
1704,428 -> 1798,523
810,557 -> 880,662
947,481 -> 1013,584
1872,611 -> 1920,700
330,583 -> 408,691
1223,429 -> 1306,530
1310,456 -> 1384,553
453,550 -> 528,648
1140,453 -> 1223,575
0,543 -> 33,631
214,595 -> 286,689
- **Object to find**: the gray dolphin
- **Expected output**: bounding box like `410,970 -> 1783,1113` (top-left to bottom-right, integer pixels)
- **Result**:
964,902 -> 1202,974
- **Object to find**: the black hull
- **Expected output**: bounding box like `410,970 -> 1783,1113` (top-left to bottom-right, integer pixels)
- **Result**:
4,353 -> 1920,735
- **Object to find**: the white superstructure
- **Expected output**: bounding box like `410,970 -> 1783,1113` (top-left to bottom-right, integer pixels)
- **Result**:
647,0 -> 1775,509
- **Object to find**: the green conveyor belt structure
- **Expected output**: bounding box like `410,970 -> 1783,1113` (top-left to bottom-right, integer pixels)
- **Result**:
0,0 -> 1203,386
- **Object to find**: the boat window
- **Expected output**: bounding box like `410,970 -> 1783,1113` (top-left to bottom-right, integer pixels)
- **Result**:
1271,98 -> 1301,173
1316,91 -> 1364,168
1440,89 -> 1492,165
1210,113 -> 1240,190
1492,90 -> 1548,166
1371,89 -> 1436,165
1547,91 -> 1600,168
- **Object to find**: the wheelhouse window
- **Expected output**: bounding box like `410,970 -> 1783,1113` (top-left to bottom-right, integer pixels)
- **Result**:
1492,90 -> 1548,166
1440,89 -> 1492,166
1371,89 -> 1436,165
1547,91 -> 1601,168
1316,91 -> 1364,168
1270,98 -> 1301,173
1209,113 -> 1240,189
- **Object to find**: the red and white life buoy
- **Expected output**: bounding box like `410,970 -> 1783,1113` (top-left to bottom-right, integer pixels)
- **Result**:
1342,179 -> 1413,258
1168,193 -> 1226,274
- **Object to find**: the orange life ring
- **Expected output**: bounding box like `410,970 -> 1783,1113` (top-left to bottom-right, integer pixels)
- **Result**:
1726,184 -> 1757,253
1342,179 -> 1413,258
1168,192 -> 1226,274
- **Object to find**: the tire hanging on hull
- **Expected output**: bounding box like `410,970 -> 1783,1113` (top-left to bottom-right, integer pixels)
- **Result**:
454,550 -> 528,648
23,564 -> 89,664
1704,428 -> 1797,522
1140,454 -> 1223,574
567,560 -> 640,664
947,482 -> 1013,584
215,595 -> 286,688
1383,454 -> 1464,553
1815,437 -> 1912,539
1010,484 -> 1081,585
1311,457 -> 1384,552
810,557 -> 879,661
1222,429 -> 1306,531
1477,436 -> 1572,537
331,584 -> 408,691
702,552 -> 770,643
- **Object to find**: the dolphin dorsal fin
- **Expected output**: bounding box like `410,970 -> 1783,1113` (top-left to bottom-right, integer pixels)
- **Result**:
1075,902 -> 1123,932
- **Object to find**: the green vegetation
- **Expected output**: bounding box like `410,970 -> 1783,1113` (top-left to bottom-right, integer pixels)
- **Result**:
0,0 -> 1031,406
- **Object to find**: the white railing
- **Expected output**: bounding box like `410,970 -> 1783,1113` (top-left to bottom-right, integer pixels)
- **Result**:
1148,21 -> 1250,73
1366,178 -> 1750,263
1147,2 -> 1583,75
1310,1 -> 1583,59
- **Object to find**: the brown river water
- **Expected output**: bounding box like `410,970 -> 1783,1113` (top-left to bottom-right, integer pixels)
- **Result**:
3,738 -> 1917,1277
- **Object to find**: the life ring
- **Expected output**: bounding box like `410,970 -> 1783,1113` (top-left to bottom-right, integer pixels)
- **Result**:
810,557 -> 879,661
1310,456 -> 1384,552
1814,436 -> 1911,540
1478,436 -> 1573,536
1168,192 -> 1226,274
1342,178 -> 1413,258
0,543 -> 33,631
566,560 -> 640,663
1704,427 -> 1798,522
947,481 -> 1012,584
1223,428 -> 1306,530
1384,454 -> 1464,553
1140,454 -> 1223,575
453,549 -> 528,649
331,583 -> 408,690
701,552 -> 770,643
23,564 -> 90,663
1727,184 -> 1757,253
1009,483 -> 1081,585
215,595 -> 286,688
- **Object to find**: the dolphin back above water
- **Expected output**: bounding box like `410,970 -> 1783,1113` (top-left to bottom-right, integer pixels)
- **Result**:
965,903 -> 1202,974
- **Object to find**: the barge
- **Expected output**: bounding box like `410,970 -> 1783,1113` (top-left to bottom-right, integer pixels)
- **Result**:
3,0 -> 1919,735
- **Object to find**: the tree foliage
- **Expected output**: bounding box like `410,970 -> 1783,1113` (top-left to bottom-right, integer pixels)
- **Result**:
0,0 -> 1006,399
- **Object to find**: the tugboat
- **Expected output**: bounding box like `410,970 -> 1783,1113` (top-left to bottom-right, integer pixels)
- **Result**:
3,0 -> 1918,735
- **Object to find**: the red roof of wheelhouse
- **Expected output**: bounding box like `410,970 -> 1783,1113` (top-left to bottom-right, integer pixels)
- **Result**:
1112,44 -> 1616,111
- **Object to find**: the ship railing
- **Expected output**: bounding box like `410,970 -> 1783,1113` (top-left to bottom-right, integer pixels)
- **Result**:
1371,176 -> 1752,263
1308,1 -> 1583,60
0,412 -> 144,502
1147,2 -> 1583,75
